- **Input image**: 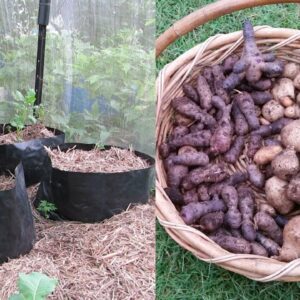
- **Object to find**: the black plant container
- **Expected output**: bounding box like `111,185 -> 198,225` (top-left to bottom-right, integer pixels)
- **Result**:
0,163 -> 35,264
0,125 -> 65,186
35,143 -> 155,223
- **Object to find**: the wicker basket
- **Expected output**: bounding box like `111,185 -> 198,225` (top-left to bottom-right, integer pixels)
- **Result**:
156,0 -> 300,282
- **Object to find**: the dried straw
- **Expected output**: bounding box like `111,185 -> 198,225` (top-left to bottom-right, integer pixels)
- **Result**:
0,186 -> 155,300
0,175 -> 15,191
0,124 -> 54,145
46,146 -> 150,173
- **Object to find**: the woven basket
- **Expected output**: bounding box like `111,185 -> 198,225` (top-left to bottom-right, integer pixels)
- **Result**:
156,0 -> 300,282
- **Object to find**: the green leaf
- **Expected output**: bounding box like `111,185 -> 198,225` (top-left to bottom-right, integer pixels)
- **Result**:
17,272 -> 58,300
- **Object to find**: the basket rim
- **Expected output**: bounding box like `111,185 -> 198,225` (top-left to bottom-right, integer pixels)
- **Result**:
156,26 -> 300,282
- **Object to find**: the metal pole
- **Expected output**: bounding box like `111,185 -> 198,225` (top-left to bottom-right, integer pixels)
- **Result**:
34,0 -> 51,107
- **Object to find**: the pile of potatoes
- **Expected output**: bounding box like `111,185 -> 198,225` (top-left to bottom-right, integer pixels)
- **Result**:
159,20 -> 300,261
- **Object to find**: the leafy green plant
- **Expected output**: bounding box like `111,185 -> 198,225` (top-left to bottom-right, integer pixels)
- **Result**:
37,200 -> 57,219
9,89 -> 45,138
9,272 -> 58,300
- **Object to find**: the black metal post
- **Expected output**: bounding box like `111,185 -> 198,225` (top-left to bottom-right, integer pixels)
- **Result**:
34,0 -> 51,107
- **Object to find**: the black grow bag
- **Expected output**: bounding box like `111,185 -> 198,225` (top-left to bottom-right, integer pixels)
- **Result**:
0,125 -> 65,186
0,163 -> 35,264
35,143 -> 155,223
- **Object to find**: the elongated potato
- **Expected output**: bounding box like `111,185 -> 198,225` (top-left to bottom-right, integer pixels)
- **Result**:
254,145 -> 283,165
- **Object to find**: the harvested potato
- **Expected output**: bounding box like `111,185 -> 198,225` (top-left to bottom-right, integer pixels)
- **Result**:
250,242 -> 268,256
247,164 -> 265,188
280,96 -> 294,107
286,175 -> 300,204
259,117 -> 270,125
167,165 -> 189,188
210,234 -> 251,254
183,189 -> 198,204
259,203 -> 276,216
256,232 -> 280,256
254,145 -> 283,165
178,146 -> 197,155
265,176 -> 294,215
275,216 -> 300,262
294,73 -> 300,90
175,114 -> 193,126
283,62 -> 300,79
262,100 -> 284,122
281,120 -> 300,151
271,148 -> 299,180
284,105 -> 300,119
199,211 -> 224,233
247,134 -> 263,159
272,78 -> 295,101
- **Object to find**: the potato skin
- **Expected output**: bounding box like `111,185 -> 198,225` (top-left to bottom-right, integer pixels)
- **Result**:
281,120 -> 300,152
286,175 -> 300,204
271,148 -> 299,181
262,100 -> 284,122
265,176 -> 294,215
272,78 -> 295,101
283,63 -> 300,79
254,145 -> 283,165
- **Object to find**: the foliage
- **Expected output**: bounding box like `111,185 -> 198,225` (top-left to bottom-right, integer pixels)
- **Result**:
0,28 -> 154,154
9,272 -> 58,300
37,200 -> 57,219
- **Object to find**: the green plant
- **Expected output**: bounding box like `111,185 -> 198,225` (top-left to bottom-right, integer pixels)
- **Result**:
9,89 -> 45,137
37,200 -> 57,219
9,272 -> 58,300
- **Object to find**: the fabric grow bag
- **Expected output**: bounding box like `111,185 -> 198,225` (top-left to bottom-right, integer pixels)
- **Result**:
35,143 -> 155,223
0,125 -> 65,186
0,163 -> 35,264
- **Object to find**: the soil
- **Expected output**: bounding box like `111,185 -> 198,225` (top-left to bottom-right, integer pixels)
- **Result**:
46,146 -> 150,173
0,123 -> 55,145
0,175 -> 15,191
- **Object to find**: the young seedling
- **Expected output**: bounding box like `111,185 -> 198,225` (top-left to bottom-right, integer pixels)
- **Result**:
37,200 -> 57,219
10,89 -> 44,140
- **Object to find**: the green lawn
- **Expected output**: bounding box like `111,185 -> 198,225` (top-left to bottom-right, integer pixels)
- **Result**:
156,1 -> 300,299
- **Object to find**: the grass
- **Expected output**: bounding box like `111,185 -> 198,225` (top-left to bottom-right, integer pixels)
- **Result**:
156,1 -> 300,299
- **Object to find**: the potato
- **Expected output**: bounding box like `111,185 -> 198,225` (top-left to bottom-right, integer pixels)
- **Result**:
259,203 -> 276,216
271,148 -> 299,180
284,105 -> 300,119
283,63 -> 300,79
262,100 -> 284,122
174,114 -> 193,126
281,120 -> 300,151
265,176 -> 294,215
254,145 -> 283,165
272,78 -> 295,101
280,96 -> 294,107
259,117 -> 270,125
275,216 -> 300,262
286,175 -> 300,204
294,73 -> 300,90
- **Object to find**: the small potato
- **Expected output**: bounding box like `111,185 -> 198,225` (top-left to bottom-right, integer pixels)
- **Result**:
281,120 -> 300,151
265,176 -> 294,215
294,73 -> 300,90
283,63 -> 300,79
259,117 -> 270,125
272,78 -> 295,101
271,148 -> 299,181
262,100 -> 284,122
284,105 -> 300,119
280,96 -> 294,107
254,145 -> 283,165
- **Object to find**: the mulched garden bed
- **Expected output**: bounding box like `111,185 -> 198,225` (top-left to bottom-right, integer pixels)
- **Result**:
0,124 -> 54,145
0,186 -> 155,300
45,146 -> 150,173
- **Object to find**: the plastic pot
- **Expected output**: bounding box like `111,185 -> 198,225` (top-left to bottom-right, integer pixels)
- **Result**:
35,143 -> 155,223
0,163 -> 35,264
0,125 -> 65,186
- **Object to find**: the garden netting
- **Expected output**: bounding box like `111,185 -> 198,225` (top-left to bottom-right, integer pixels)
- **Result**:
0,0 -> 155,154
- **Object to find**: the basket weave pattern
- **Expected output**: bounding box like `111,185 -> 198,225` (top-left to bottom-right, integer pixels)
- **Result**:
156,27 -> 300,282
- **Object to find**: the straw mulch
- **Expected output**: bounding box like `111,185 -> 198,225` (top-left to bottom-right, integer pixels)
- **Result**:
0,187 -> 155,300
46,146 -> 150,173
0,123 -> 54,144
0,175 -> 15,191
